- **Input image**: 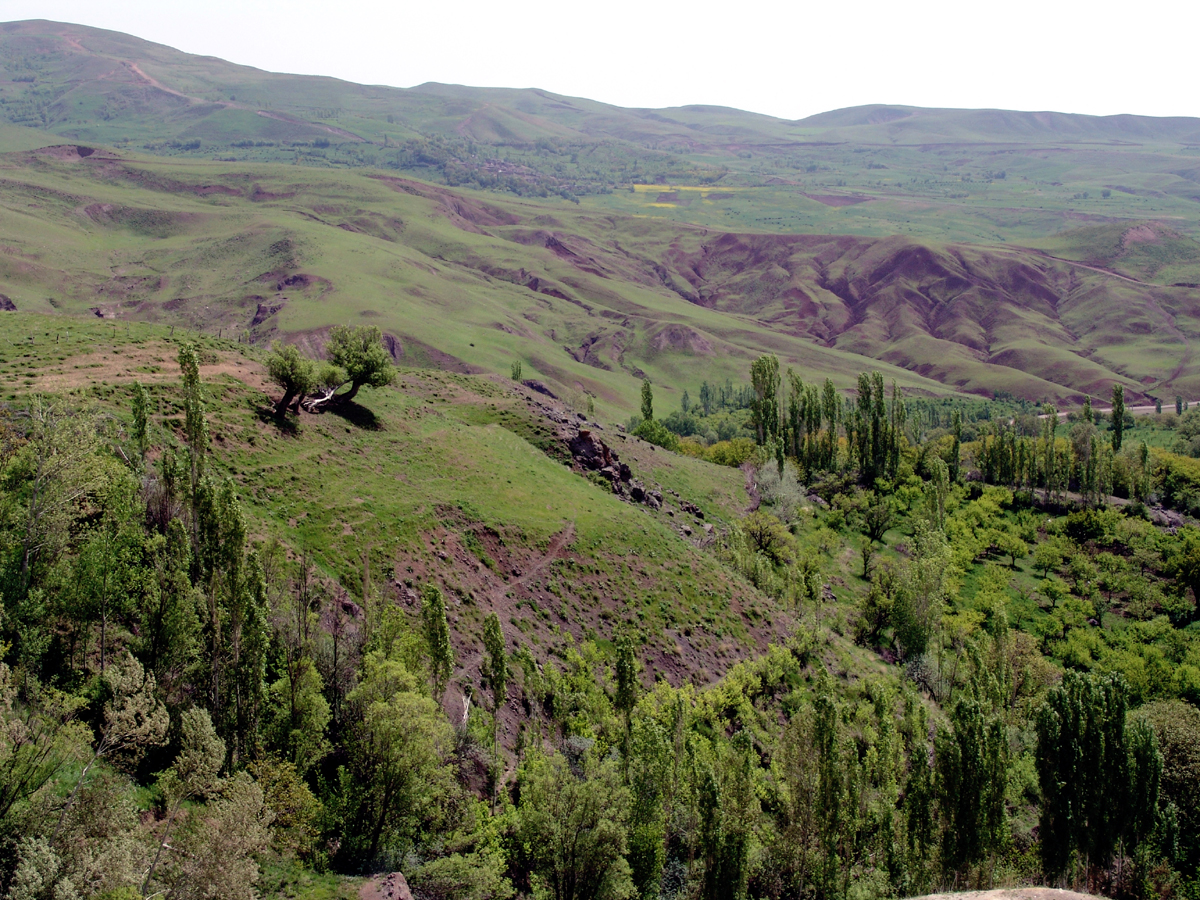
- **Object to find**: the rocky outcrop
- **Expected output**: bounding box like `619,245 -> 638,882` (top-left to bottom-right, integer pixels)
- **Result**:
0,294 -> 15,311
251,300 -> 285,326
569,429 -> 619,472
369,872 -> 413,900
522,379 -> 558,399
1148,505 -> 1187,530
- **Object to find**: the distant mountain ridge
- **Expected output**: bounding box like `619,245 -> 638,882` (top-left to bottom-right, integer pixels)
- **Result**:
798,104 -> 1200,144
3,19 -> 1200,151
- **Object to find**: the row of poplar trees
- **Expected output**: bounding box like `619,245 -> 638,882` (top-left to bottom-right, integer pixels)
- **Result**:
749,356 -> 954,485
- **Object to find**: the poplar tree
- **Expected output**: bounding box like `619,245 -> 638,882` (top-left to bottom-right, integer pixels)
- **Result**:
131,381 -> 150,461
936,695 -> 1008,880
422,584 -> 454,701
1036,671 -> 1162,885
950,409 -> 962,483
821,378 -> 840,471
641,379 -> 654,422
1111,383 -> 1125,452
814,686 -> 846,898
178,342 -> 208,502
750,355 -> 781,445
482,611 -> 508,775
614,632 -> 638,760
1042,405 -> 1058,502
786,370 -> 804,459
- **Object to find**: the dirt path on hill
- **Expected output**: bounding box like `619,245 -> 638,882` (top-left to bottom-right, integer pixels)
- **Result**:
1038,253 -> 1155,287
122,61 -> 204,104
911,890 -> 1101,900
485,522 -> 576,604
255,109 -> 366,142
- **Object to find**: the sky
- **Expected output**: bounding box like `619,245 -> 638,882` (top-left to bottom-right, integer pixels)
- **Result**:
0,0 -> 1196,120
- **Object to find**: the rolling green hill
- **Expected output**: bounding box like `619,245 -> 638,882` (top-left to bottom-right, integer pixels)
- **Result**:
5,19 -> 1200,251
2,142 -> 1200,407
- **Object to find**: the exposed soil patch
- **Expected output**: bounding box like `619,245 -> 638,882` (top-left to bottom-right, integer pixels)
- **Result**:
359,872 -> 412,900
1123,223 -> 1160,244
275,273 -> 329,292
249,184 -> 295,202
190,184 -> 241,197
250,301 -> 285,327
95,274 -> 164,299
33,145 -> 96,161
28,344 -> 270,394
649,323 -> 715,355
804,192 -> 871,207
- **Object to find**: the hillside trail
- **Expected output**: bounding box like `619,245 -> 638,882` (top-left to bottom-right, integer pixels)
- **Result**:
1038,252 -> 1157,287
910,890 -> 1102,900
1035,401 -> 1199,419
484,521 -> 576,605
122,61 -> 205,105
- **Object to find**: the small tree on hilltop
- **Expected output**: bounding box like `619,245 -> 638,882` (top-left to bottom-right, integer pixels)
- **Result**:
266,342 -> 316,415
305,325 -> 395,410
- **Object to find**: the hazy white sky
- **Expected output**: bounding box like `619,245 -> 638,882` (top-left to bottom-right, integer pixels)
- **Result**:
1,0 -> 1195,120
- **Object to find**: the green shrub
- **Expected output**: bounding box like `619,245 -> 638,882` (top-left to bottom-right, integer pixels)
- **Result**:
631,418 -> 680,452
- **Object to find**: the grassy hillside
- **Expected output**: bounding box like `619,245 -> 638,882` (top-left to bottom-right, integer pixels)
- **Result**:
1035,221 -> 1200,285
0,310 -> 775,693
3,143 -> 1200,408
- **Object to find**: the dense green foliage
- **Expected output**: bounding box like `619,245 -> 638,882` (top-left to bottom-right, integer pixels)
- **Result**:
0,337 -> 1198,900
